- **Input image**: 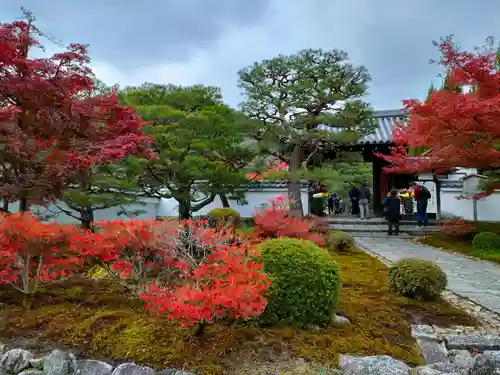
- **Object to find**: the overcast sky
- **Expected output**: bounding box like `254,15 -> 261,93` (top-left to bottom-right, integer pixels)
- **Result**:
2,0 -> 500,110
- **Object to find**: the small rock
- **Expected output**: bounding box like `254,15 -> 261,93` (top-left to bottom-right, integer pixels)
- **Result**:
0,348 -> 33,373
448,349 -> 474,370
157,369 -> 196,375
443,334 -> 500,351
44,350 -> 77,375
111,363 -> 155,375
332,315 -> 351,326
415,361 -> 467,375
470,351 -> 500,375
20,371 -> 45,375
76,359 -> 113,375
339,355 -> 411,375
30,357 -> 45,370
412,325 -> 437,340
417,338 -> 448,364
0,345 -> 7,356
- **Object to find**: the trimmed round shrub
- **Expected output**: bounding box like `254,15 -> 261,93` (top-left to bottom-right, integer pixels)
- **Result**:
472,231 -> 500,253
325,231 -> 355,252
208,207 -> 240,226
388,259 -> 447,301
257,237 -> 340,327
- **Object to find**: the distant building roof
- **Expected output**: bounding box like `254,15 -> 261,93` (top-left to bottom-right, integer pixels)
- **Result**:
316,109 -> 405,145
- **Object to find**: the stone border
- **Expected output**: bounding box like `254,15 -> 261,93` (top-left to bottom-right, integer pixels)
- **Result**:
355,240 -> 500,329
0,347 -> 194,375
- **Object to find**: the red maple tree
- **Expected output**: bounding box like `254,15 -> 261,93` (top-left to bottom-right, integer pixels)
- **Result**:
0,12 -> 152,211
379,37 -> 500,195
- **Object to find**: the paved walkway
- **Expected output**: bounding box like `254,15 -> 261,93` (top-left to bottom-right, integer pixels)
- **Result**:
355,236 -> 500,314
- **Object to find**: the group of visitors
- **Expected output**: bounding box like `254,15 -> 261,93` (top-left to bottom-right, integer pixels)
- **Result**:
347,183 -> 372,220
383,181 -> 431,235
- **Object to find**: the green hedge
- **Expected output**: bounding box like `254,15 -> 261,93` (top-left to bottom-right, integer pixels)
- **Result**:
258,237 -> 340,327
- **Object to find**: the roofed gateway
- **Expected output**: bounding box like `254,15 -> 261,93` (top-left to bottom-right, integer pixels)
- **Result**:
318,109 -> 413,216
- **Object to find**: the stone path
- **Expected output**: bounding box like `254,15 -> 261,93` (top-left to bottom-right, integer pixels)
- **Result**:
355,236 -> 500,314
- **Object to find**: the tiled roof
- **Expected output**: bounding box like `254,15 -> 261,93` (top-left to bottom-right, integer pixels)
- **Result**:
246,180 -> 310,190
441,180 -> 463,189
316,109 -> 405,145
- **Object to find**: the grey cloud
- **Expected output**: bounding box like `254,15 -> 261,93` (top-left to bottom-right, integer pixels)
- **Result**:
1,0 -> 270,69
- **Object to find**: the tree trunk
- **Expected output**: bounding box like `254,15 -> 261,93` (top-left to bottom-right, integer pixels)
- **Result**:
432,173 -> 442,222
19,197 -> 29,212
2,199 -> 8,212
288,144 -> 304,217
178,199 -> 191,220
81,206 -> 95,230
219,194 -> 230,208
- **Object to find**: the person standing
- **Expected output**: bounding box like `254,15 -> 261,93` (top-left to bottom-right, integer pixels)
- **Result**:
384,189 -> 404,235
358,183 -> 371,220
348,185 -> 360,215
409,181 -> 431,227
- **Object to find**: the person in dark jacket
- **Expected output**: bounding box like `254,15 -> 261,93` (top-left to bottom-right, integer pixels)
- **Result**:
410,181 -> 430,227
357,183 -> 371,220
348,185 -> 360,215
384,188 -> 402,235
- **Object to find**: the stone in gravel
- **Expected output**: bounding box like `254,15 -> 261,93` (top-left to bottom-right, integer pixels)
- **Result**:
443,334 -> 500,351
339,355 -> 411,375
20,371 -> 45,375
157,369 -> 197,375
412,325 -> 437,340
415,361 -> 468,375
470,351 -> 500,375
417,338 -> 448,364
0,348 -> 33,373
29,357 -> 46,370
76,359 -> 114,375
111,363 -> 155,375
331,315 -> 351,326
44,350 -> 77,375
448,349 -> 474,371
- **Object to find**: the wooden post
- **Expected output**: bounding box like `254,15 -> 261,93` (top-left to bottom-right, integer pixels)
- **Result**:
372,157 -> 382,216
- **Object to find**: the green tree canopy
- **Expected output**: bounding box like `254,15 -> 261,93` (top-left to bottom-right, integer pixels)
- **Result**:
120,83 -> 257,219
238,48 -> 376,215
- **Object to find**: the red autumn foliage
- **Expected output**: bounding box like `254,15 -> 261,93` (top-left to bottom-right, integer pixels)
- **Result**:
378,37 -> 500,195
0,14 -> 153,210
0,213 -> 83,295
247,161 -> 289,181
253,197 -> 324,246
439,219 -> 476,236
139,243 -> 270,327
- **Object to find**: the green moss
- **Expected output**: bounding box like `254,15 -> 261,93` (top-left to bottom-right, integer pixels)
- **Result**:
0,251 -> 478,373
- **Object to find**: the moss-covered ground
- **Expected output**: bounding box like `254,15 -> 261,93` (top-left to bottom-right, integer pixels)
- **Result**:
0,249 -> 478,374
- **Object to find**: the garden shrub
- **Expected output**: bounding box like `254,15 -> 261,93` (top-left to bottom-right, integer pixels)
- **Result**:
305,214 -> 329,234
258,237 -> 340,327
253,198 -> 324,245
472,231 -> 500,253
208,207 -> 240,227
325,231 -> 355,252
388,259 -> 447,301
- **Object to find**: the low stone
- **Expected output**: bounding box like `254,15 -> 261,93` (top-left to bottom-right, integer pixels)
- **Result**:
339,355 -> 411,375
44,349 -> 77,375
0,348 -> 33,373
0,345 -> 7,356
29,357 -> 45,370
412,325 -> 437,341
111,363 -> 155,375
76,359 -> 113,375
443,334 -> 500,351
470,351 -> 500,375
20,371 -> 45,375
415,361 -> 468,375
157,369 -> 197,375
332,315 -> 351,326
448,350 -> 474,370
417,338 -> 448,364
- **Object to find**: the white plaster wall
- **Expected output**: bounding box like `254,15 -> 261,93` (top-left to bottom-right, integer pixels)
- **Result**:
158,188 -> 309,218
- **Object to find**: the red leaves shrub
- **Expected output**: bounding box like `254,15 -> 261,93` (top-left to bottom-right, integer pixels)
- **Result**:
0,213 -> 83,295
440,219 -> 475,236
71,218 -> 270,326
253,197 -> 324,246
139,243 -> 270,327
305,214 -> 329,234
